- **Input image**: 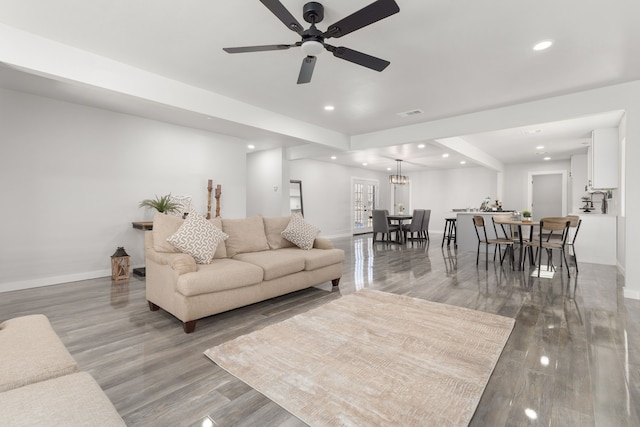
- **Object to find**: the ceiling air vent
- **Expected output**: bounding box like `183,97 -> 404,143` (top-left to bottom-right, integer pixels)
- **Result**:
397,109 -> 424,118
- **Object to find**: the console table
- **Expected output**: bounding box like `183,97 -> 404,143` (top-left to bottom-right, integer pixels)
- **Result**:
131,222 -> 153,276
132,221 -> 153,231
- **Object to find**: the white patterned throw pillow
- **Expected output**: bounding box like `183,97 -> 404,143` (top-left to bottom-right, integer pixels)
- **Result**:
281,213 -> 320,250
167,195 -> 194,217
167,213 -> 228,264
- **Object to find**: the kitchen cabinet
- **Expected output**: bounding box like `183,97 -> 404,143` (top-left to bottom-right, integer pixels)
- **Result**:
588,128 -> 619,189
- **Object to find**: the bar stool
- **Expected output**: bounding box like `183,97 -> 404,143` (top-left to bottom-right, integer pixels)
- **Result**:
442,217 -> 457,247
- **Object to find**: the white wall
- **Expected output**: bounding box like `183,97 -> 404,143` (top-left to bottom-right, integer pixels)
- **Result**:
410,167 -> 498,234
503,160 -> 571,215
289,159 -> 389,237
0,88 -> 247,292
246,148 -> 289,217
570,154 -> 588,213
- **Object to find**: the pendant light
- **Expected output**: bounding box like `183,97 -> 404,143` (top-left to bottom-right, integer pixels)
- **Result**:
389,159 -> 408,185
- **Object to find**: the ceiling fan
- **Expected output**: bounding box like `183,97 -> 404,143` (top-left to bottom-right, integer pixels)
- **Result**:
223,0 -> 400,84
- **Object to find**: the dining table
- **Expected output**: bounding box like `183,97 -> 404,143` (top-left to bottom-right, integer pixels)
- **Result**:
387,214 -> 413,244
497,218 -> 541,269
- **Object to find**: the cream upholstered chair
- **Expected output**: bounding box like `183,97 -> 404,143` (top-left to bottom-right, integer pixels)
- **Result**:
472,215 -> 515,270
372,209 -> 399,242
524,217 -> 571,277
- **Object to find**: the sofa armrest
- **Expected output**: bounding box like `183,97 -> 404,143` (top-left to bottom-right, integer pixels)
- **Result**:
146,248 -> 196,275
313,237 -> 334,250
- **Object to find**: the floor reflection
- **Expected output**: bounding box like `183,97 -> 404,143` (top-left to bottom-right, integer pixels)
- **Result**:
110,281 -> 130,308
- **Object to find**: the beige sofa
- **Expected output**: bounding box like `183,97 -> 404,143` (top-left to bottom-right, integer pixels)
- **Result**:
145,214 -> 345,333
0,315 -> 125,426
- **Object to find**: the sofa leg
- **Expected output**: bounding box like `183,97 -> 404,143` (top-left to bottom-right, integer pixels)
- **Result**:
331,278 -> 341,287
183,320 -> 197,334
148,301 -> 159,311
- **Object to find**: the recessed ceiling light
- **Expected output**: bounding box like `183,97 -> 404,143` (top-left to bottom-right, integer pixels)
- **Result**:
362,162 -> 368,166
418,144 -> 425,149
544,157 -> 551,161
533,40 -> 553,51
386,167 -> 392,171
324,105 -> 335,111
330,156 -> 337,160
460,160 -> 466,165
442,153 -> 450,158
247,144 -> 255,149
536,145 -> 545,150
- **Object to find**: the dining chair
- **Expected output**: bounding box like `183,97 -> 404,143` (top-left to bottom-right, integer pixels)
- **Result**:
402,209 -> 425,242
472,215 -> 515,270
372,209 -> 400,242
421,209 -> 431,241
564,215 -> 582,272
524,217 -> 571,277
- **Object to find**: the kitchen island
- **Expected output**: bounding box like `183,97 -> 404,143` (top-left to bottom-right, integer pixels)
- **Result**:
455,211 -> 523,253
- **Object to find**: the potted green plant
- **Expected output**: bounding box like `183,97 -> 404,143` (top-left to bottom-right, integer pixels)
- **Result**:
139,194 -> 180,214
522,210 -> 532,221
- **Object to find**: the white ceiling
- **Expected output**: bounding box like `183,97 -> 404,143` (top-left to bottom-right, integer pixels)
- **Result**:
0,0 -> 637,171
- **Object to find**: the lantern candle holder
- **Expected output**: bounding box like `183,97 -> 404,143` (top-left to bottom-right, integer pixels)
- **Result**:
111,247 -> 131,281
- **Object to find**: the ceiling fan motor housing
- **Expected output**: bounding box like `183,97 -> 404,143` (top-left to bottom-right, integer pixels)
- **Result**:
303,2 -> 324,24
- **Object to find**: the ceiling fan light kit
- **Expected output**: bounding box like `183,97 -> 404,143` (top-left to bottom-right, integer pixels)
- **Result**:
223,0 -> 400,84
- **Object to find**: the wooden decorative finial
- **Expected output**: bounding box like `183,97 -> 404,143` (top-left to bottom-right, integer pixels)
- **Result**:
206,179 -> 213,219
215,185 -> 222,218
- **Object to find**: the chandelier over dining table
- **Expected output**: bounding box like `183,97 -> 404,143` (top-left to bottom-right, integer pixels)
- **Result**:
389,159 -> 408,184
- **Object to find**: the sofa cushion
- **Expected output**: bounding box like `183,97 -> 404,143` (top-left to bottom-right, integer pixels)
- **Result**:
152,212 -> 183,253
0,372 -> 125,426
176,259 -> 264,296
167,213 -> 229,264
263,216 -> 296,250
209,217 -> 228,259
281,212 -> 320,250
233,251 -> 306,281
277,247 -> 345,271
222,215 -> 270,257
0,314 -> 78,393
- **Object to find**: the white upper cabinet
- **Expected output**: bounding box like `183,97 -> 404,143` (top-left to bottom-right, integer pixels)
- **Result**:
588,128 -> 619,189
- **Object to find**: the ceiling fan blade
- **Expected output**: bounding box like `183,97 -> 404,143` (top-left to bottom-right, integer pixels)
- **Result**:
328,45 -> 390,71
260,0 -> 305,35
323,0 -> 400,39
223,44 -> 295,53
297,56 -> 317,84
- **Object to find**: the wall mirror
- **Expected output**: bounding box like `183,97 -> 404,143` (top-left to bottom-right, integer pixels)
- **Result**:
290,180 -> 303,216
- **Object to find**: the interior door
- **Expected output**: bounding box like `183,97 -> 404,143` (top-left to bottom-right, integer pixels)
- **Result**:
532,173 -> 563,220
353,179 -> 377,234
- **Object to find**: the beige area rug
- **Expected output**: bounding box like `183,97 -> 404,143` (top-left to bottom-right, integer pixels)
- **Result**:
204,289 -> 515,426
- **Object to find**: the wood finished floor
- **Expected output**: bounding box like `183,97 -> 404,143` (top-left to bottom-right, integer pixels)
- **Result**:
1,234 -> 639,426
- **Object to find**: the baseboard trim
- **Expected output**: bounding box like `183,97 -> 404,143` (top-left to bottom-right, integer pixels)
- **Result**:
624,288 -> 640,300
0,265 -> 142,293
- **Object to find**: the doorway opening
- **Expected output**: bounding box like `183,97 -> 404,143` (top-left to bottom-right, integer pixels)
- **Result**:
528,171 -> 567,220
